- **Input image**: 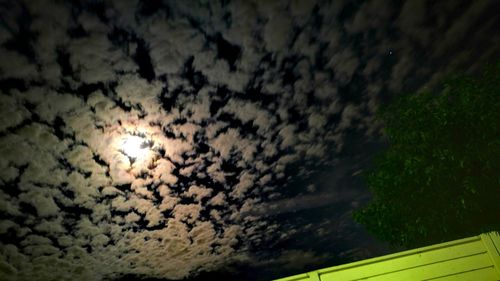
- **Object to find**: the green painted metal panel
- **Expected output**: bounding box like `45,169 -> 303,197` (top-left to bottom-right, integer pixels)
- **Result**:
273,232 -> 500,281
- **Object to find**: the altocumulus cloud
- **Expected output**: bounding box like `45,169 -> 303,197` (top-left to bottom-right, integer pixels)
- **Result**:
0,0 -> 499,280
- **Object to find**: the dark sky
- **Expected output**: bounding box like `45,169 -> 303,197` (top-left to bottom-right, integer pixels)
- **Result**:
0,1 -> 499,280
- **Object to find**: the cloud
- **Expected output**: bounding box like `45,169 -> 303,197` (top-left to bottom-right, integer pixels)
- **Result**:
247,189 -> 361,217
344,0 -> 396,34
327,48 -> 360,85
184,185 -> 213,202
230,172 -> 256,199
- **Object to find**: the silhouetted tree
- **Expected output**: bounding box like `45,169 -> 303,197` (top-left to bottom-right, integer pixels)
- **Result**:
354,63 -> 500,248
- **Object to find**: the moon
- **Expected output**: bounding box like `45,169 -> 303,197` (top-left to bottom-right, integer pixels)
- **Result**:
121,135 -> 148,159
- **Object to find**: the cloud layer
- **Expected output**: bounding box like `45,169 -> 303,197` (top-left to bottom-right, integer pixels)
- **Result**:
0,0 -> 498,280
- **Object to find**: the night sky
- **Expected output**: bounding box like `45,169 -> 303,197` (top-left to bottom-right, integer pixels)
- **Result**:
0,1 -> 499,281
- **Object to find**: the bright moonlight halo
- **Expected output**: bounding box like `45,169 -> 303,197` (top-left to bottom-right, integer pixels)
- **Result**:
122,135 -> 148,159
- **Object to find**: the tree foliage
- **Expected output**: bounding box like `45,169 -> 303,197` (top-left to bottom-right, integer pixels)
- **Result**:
353,63 -> 500,248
